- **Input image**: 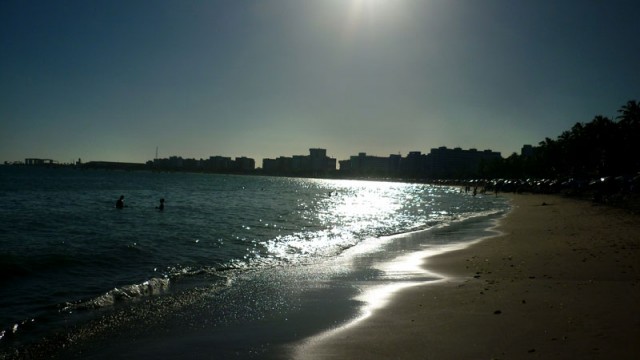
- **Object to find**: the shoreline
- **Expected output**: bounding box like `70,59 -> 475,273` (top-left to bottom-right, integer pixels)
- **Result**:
293,194 -> 640,359
0,185 -> 507,360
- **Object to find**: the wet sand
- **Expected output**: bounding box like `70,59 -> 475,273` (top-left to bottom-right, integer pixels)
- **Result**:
295,194 -> 640,359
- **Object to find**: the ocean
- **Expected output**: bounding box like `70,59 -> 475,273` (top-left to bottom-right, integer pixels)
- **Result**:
0,166 -> 509,359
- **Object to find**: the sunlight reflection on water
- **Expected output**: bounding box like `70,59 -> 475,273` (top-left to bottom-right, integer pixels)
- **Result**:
263,179 -> 449,263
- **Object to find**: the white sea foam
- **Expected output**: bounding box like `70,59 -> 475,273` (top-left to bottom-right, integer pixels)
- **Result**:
64,277 -> 171,311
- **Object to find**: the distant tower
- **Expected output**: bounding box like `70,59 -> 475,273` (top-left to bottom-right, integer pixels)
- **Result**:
521,144 -> 535,157
155,146 -> 159,160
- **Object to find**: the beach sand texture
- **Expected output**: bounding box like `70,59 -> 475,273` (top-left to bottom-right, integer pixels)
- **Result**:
296,194 -> 640,359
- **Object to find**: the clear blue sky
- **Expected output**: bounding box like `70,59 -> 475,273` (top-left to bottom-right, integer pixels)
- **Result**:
1,0 -> 638,164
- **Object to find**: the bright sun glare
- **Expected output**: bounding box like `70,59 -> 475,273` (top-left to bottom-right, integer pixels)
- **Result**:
350,0 -> 391,15
344,0 -> 403,35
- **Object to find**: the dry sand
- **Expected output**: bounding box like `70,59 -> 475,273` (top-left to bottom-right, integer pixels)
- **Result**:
295,194 -> 640,359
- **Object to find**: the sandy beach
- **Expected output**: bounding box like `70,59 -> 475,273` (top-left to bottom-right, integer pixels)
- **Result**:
295,194 -> 640,359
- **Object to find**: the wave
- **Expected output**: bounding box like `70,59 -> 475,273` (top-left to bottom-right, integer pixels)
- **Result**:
451,208 -> 507,224
62,266 -> 232,312
63,277 -> 171,311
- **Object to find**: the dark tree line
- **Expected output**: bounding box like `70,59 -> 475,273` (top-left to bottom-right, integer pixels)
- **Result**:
482,100 -> 640,180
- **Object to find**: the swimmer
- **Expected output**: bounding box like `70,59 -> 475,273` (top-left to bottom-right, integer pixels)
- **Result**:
116,195 -> 125,209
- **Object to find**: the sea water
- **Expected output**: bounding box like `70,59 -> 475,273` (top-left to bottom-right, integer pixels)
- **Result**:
0,166 -> 509,358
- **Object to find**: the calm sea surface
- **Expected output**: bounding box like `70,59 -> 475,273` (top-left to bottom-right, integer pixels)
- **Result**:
0,167 -> 509,358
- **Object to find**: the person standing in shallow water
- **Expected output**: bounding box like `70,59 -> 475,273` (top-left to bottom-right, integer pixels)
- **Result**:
157,198 -> 165,211
116,195 -> 125,209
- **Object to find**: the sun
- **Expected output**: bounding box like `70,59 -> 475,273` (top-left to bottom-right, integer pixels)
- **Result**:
345,0 -> 396,31
350,0 -> 390,14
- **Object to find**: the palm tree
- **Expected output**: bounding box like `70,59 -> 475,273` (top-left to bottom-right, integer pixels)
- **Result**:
584,115 -> 616,176
617,100 -> 640,126
536,137 -> 563,178
616,100 -> 640,174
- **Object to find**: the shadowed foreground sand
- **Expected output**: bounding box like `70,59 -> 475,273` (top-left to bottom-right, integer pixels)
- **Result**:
295,194 -> 640,359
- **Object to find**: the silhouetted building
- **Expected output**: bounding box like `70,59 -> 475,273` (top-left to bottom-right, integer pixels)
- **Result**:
389,154 -> 401,174
428,147 -> 501,178
395,151 -> 430,178
292,155 -> 310,173
235,157 -> 255,171
205,156 -> 233,171
82,161 -> 146,170
25,158 -> 57,165
183,158 -> 201,169
521,144 -> 537,157
339,147 -> 503,179
309,148 -> 329,173
153,154 -> 255,172
168,156 -> 184,168
263,156 -> 293,173
262,149 -> 335,176
343,152 -> 398,177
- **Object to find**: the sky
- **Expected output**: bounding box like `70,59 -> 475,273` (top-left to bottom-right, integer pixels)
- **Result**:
1,0 -> 638,164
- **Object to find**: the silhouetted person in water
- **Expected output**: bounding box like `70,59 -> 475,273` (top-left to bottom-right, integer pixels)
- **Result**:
116,195 -> 125,209
157,198 -> 165,211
